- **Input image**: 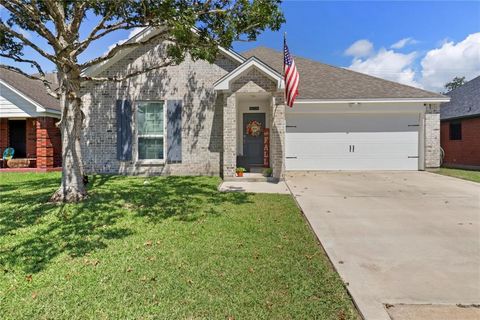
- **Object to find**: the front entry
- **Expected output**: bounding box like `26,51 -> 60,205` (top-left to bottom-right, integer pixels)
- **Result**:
243,113 -> 265,167
8,120 -> 27,158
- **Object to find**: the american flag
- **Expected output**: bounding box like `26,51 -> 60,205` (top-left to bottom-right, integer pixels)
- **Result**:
284,36 -> 299,108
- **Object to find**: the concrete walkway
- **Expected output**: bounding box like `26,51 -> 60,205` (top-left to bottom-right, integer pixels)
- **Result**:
219,181 -> 290,194
287,171 -> 480,320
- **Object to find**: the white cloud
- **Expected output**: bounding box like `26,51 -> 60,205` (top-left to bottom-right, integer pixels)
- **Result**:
348,48 -> 420,87
344,39 -> 374,58
105,27 -> 145,55
391,37 -> 418,49
420,32 -> 480,91
345,33 -> 480,91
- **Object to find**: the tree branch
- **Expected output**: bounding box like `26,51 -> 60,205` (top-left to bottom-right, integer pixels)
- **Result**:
0,23 -> 57,62
81,61 -> 175,82
74,21 -> 147,57
0,64 -> 59,99
1,0 -> 60,50
79,28 -> 169,69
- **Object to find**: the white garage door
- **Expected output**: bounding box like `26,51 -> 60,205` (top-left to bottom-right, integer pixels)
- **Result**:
285,113 -> 420,170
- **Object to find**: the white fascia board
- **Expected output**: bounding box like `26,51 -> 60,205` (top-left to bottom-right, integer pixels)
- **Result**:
82,26 -> 246,77
214,57 -> 284,91
295,97 -> 451,104
0,79 -> 47,113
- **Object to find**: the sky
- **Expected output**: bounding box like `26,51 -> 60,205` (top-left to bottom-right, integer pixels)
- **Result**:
1,1 -> 479,93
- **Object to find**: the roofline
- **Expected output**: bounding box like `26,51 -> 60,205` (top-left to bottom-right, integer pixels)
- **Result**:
441,114 -> 480,121
213,56 -> 284,91
294,97 -> 451,104
82,26 -> 246,77
0,79 -> 61,114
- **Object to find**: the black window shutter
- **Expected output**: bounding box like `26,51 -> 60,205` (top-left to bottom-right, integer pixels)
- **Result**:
116,99 -> 133,161
166,100 -> 182,163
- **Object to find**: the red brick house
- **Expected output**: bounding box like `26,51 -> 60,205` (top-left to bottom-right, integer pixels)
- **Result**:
0,69 -> 61,169
440,75 -> 480,169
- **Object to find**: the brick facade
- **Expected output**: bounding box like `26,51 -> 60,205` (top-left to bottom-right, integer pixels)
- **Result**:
0,118 -> 8,152
441,117 -> 480,168
79,39 -> 441,177
425,104 -> 441,168
81,40 -> 252,176
26,118 -> 36,158
0,117 -> 61,169
36,117 -> 62,168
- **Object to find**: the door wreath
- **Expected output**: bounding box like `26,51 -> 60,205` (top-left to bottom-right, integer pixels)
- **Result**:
246,120 -> 262,137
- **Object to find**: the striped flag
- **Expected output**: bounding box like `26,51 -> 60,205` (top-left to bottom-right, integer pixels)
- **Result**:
284,35 -> 299,108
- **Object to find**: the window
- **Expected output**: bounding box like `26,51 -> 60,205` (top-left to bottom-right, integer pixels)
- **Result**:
449,122 -> 462,140
136,101 -> 165,160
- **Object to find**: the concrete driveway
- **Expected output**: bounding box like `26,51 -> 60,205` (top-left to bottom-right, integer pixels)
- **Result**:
286,172 -> 480,320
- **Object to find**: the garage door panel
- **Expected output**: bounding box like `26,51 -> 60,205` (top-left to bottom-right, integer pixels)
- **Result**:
285,113 -> 420,171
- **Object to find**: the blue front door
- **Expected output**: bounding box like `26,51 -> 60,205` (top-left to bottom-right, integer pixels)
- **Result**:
243,113 -> 265,166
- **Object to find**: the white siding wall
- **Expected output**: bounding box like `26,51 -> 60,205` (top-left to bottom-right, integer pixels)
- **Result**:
0,83 -> 40,118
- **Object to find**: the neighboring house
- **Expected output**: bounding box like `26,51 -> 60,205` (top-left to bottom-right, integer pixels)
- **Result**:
0,70 -> 62,169
440,76 -> 480,169
81,27 -> 449,179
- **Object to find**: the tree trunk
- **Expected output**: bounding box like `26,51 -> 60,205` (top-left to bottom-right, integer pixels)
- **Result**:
50,71 -> 87,203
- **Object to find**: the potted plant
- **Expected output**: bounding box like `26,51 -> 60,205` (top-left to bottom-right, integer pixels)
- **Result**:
262,167 -> 273,177
236,167 -> 246,177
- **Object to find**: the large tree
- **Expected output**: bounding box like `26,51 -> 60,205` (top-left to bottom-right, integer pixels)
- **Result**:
0,0 -> 284,202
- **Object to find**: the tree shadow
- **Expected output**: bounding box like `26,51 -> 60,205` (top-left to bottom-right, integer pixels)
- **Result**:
0,174 -> 250,274
90,175 -> 251,223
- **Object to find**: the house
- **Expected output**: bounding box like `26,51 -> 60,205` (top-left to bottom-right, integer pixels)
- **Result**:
81,27 -> 449,179
440,76 -> 480,169
0,70 -> 62,169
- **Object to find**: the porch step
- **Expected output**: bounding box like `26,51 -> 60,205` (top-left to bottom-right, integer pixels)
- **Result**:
249,167 -> 265,174
224,173 -> 278,183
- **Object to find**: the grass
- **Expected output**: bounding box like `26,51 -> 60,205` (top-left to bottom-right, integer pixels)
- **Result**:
0,172 -> 358,320
436,168 -> 480,183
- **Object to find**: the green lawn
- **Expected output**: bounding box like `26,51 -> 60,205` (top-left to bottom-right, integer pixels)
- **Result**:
0,173 -> 358,319
437,168 -> 480,183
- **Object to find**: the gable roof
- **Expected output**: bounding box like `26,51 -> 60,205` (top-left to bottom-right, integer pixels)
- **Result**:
0,69 -> 60,112
441,75 -> 480,120
242,46 -> 447,101
82,27 -> 246,77
213,57 -> 284,91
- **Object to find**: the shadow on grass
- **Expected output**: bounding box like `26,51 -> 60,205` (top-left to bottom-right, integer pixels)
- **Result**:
0,174 -> 251,273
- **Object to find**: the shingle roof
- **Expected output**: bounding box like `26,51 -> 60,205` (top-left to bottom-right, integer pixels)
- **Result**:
441,76 -> 480,120
242,46 -> 446,100
0,69 -> 60,111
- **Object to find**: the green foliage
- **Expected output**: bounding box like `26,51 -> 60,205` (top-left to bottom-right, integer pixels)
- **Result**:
263,167 -> 273,177
1,0 -> 285,66
236,167 -> 246,172
437,168 -> 480,183
443,76 -> 466,93
0,173 -> 358,319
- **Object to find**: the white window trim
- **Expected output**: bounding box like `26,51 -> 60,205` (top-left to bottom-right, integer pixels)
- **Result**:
134,100 -> 167,164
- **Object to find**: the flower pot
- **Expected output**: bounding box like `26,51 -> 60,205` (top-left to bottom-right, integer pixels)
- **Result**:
236,171 -> 244,177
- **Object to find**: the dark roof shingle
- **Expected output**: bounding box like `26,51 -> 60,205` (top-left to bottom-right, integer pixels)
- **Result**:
0,69 -> 60,111
441,76 -> 480,120
242,46 -> 446,100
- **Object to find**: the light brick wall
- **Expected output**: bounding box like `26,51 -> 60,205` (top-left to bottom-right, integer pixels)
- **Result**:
81,40 -> 240,175
222,68 -> 285,179
222,93 -> 237,177
425,104 -> 441,168
271,93 -> 286,179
